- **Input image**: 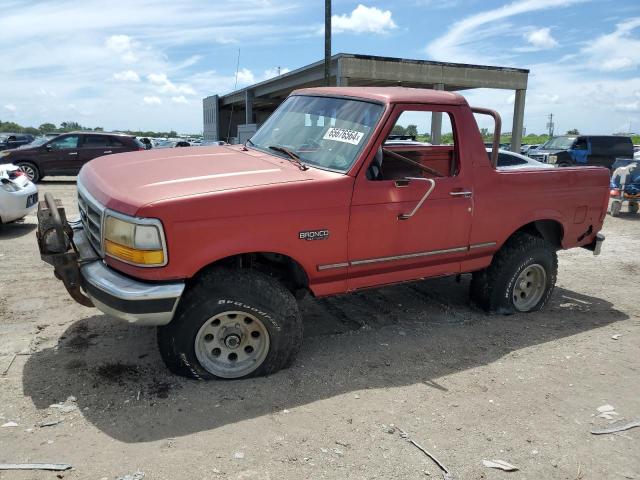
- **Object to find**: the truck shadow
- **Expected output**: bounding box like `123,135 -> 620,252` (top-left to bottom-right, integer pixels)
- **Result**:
22,277 -> 627,443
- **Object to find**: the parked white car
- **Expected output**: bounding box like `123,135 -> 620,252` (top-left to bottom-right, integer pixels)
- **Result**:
487,148 -> 555,170
0,163 -> 38,224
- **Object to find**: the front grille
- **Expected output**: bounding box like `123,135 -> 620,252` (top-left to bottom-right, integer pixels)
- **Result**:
26,192 -> 38,207
78,186 -> 104,254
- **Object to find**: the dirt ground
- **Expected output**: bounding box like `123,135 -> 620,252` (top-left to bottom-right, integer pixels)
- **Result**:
0,178 -> 638,480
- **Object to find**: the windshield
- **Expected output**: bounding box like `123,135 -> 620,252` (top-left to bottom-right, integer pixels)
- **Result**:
542,136 -> 576,150
25,137 -> 48,148
249,95 -> 384,173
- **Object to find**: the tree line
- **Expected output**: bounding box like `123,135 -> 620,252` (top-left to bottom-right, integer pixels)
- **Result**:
0,120 -> 183,139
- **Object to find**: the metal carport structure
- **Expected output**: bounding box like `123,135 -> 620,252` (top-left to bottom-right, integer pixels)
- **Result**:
203,53 -> 529,151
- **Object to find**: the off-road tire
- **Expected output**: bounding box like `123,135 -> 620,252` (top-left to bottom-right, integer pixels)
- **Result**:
470,232 -> 558,314
610,201 -> 622,217
16,162 -> 40,183
158,268 -> 303,380
628,202 -> 639,214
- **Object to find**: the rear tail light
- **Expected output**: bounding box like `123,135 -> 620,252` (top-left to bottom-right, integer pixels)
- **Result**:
610,188 -> 620,196
9,170 -> 25,179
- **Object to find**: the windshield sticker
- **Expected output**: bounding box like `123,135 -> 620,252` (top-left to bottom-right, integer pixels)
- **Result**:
323,128 -> 364,146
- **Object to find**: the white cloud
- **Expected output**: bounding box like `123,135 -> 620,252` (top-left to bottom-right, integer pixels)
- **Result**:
236,68 -> 256,85
112,70 -> 140,82
4,104 -> 16,113
105,34 -> 133,53
524,27 -> 558,49
105,34 -> 139,63
0,0 -> 316,132
143,96 -> 162,105
426,0 -> 583,62
581,17 -> 640,71
171,95 -> 188,104
332,4 -> 397,34
147,73 -> 195,95
263,67 -> 290,79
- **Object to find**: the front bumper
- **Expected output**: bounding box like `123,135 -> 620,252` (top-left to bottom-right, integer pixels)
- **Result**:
37,197 -> 184,326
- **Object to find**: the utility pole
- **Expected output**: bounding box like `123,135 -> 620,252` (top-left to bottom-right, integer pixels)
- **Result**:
324,0 -> 331,86
546,113 -> 555,137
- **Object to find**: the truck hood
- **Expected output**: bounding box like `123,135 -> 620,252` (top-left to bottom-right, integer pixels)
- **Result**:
79,146 -> 310,214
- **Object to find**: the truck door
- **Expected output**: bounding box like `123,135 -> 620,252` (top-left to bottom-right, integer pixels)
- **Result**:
347,105 -> 474,290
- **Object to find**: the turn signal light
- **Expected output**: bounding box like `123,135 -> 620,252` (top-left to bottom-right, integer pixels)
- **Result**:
105,239 -> 164,265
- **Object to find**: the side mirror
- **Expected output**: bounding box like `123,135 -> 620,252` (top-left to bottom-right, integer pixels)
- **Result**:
46,145 -> 53,151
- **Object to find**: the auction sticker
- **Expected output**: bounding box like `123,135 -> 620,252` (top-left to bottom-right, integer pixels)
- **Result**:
323,127 -> 364,145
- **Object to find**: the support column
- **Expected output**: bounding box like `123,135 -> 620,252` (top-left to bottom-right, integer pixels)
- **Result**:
510,89 -> 526,152
245,89 -> 254,124
336,76 -> 349,87
203,95 -> 219,141
430,83 -> 444,144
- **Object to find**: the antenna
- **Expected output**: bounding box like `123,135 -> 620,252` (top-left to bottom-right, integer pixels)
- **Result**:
324,0 -> 331,86
226,48 -> 241,142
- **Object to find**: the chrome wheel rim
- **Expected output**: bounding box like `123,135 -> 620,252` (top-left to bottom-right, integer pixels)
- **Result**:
512,264 -> 547,312
19,164 -> 35,181
194,310 -> 270,378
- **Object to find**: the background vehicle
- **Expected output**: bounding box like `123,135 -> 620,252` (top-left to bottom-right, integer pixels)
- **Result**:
200,140 -> 229,147
0,131 -> 145,182
521,144 -> 541,155
0,134 -> 35,151
609,159 -> 640,217
0,163 -> 38,223
37,87 -> 609,381
488,148 -> 554,170
531,135 -> 633,168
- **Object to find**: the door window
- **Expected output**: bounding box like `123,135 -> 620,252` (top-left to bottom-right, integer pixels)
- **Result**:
49,135 -> 79,150
367,109 -> 457,181
82,135 -> 110,148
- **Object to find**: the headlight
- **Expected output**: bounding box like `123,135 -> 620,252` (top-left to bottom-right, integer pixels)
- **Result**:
0,179 -> 20,192
547,155 -> 557,164
103,214 -> 166,266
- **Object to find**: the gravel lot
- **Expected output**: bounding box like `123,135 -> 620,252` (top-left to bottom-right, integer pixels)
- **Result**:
1,179 -> 638,480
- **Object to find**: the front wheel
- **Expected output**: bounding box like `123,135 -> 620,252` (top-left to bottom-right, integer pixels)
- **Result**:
470,232 -> 558,314
610,200 -> 622,217
158,268 -> 303,380
628,202 -> 639,214
16,162 -> 40,183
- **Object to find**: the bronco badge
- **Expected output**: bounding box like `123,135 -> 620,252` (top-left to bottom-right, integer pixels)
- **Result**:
299,229 -> 329,241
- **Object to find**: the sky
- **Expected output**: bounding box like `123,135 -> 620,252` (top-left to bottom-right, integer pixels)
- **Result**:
1,0 -> 639,135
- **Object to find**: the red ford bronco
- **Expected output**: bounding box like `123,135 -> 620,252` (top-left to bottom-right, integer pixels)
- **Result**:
37,87 -> 608,380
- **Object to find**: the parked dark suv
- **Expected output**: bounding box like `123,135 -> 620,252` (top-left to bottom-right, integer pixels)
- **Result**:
530,135 -> 634,169
0,132 -> 145,182
0,133 -> 35,151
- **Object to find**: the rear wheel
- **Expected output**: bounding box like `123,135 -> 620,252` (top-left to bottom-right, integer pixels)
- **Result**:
158,268 -> 303,380
16,162 -> 40,183
470,232 -> 557,314
610,200 -> 622,217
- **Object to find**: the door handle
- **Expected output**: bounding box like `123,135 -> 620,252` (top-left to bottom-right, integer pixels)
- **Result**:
398,177 -> 436,220
68,152 -> 78,156
103,150 -> 112,154
450,190 -> 472,197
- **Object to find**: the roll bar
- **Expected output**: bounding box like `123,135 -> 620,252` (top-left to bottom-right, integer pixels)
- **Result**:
472,107 -> 502,168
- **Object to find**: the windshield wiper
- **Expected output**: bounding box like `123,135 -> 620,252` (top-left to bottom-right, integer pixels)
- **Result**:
268,145 -> 308,170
